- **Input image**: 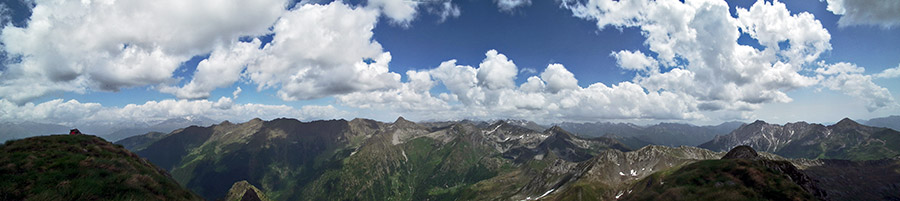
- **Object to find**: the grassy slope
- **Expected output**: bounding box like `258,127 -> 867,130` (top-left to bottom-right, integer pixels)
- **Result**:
778,128 -> 900,160
301,131 -> 508,201
0,135 -> 201,201
622,159 -> 815,201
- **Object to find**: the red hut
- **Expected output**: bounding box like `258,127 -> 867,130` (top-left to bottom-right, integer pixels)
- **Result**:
69,129 -> 82,135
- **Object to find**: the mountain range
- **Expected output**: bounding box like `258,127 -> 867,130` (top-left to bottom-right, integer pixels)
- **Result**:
4,115 -> 900,200
700,118 -> 900,160
0,116 -> 219,143
109,116 -> 900,200
556,121 -> 744,148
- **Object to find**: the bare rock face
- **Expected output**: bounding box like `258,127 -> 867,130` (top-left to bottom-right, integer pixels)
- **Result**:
721,145 -> 760,160
223,180 -> 270,201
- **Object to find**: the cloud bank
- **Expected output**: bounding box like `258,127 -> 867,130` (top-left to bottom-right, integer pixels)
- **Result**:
823,0 -> 900,28
0,0 -> 896,126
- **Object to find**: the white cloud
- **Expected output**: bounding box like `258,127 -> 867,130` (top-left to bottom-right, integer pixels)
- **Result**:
823,0 -> 900,28
814,61 -> 864,75
519,67 -> 538,75
540,64 -> 579,93
611,50 -> 658,73
433,1 -> 461,22
0,0 -> 286,104
335,49 -> 703,123
559,0 -> 834,113
816,62 -> 896,111
368,0 -> 419,26
0,98 -> 347,127
336,70 -> 449,111
232,87 -> 243,99
160,39 -> 264,99
246,2 -> 402,101
495,0 -> 532,12
875,64 -> 900,79
477,49 -> 518,90
369,0 -> 462,25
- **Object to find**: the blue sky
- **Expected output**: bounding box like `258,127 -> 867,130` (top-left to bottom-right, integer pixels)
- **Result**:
0,0 -> 899,127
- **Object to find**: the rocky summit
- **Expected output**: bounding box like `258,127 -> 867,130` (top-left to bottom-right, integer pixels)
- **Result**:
700,118 -> 900,160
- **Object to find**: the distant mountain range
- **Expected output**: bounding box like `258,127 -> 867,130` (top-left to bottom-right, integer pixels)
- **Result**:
112,116 -> 900,200
700,118 -> 900,160
556,121 -> 744,148
100,115 -> 218,142
0,121 -> 70,142
0,115 -> 218,143
861,115 -> 900,131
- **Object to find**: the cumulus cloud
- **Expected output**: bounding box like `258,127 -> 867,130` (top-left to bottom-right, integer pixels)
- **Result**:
0,0 -> 286,104
336,49 -> 703,122
558,0 -> 836,112
2,0 -> 460,104
368,0 -> 419,26
495,0 -> 532,12
160,39 -> 264,99
247,2 -> 403,101
163,2 -> 403,101
477,50 -> 518,90
540,64 -> 579,93
816,62 -> 896,111
875,64 -> 900,79
0,98 -> 347,127
611,50 -> 658,73
823,0 -> 900,28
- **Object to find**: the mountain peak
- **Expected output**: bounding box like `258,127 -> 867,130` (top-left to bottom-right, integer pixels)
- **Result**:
546,125 -> 567,133
249,118 -> 263,123
833,117 -> 861,128
750,120 -> 768,125
394,116 -> 414,124
721,145 -> 760,160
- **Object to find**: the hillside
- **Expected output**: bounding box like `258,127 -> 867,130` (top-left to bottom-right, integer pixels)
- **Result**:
700,118 -> 900,160
620,146 -> 822,201
0,135 -> 201,201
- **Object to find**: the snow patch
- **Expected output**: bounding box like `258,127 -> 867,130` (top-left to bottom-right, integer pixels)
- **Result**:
522,189 -> 556,201
630,169 -> 637,176
615,190 -> 624,199
488,124 -> 501,134
619,171 -> 625,176
401,150 -> 408,162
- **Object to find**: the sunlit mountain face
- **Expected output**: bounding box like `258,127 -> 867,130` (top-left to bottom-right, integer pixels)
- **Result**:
1,0 -> 900,200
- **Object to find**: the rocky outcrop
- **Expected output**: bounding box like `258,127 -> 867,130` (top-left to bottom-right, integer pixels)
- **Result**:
721,145 -> 760,159
223,180 -> 270,201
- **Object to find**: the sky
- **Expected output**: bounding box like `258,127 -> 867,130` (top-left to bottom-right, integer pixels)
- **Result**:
0,0 -> 899,127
